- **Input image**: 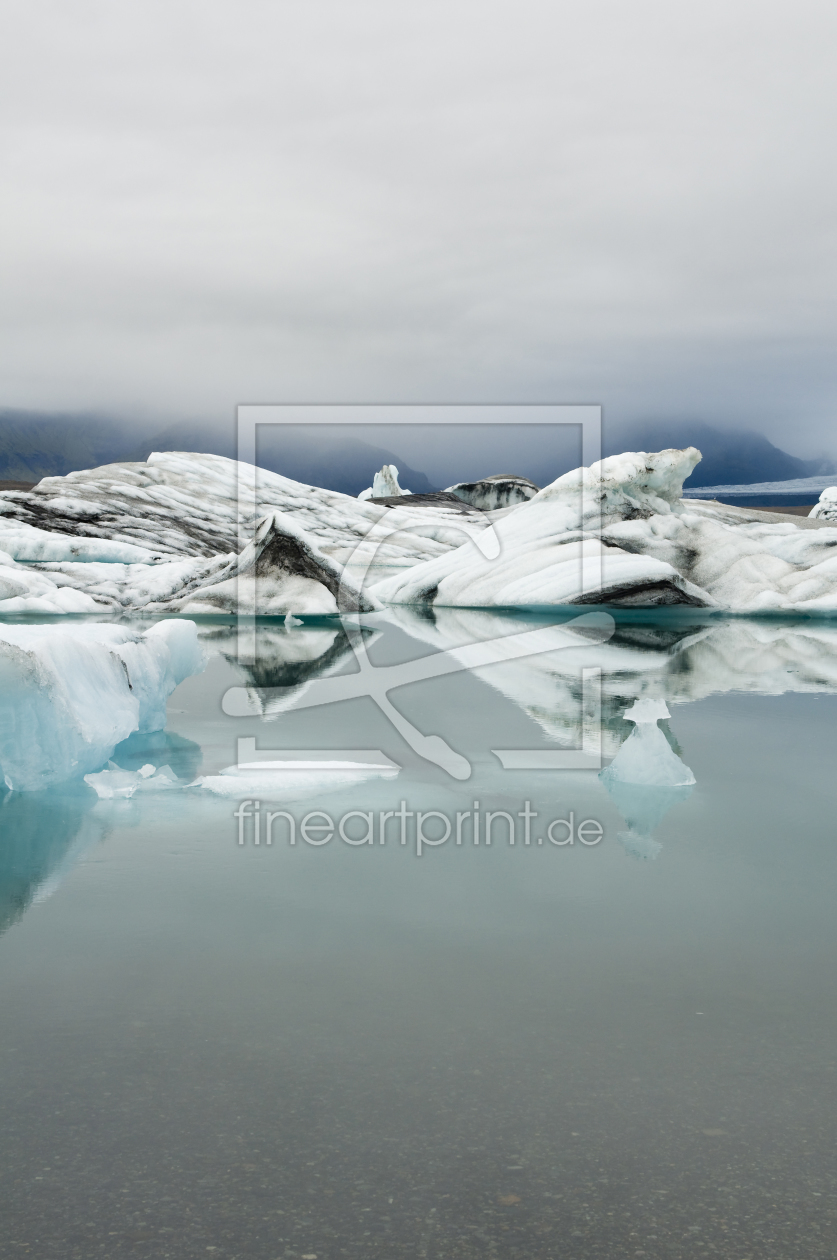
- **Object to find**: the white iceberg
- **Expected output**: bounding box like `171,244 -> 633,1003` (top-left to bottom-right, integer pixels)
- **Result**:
601,698 -> 695,788
169,512 -> 381,616
370,448 -> 837,613
0,621 -> 205,791
358,464 -> 412,500
0,547 -> 102,614
0,519 -> 158,564
6,446 -> 837,613
0,453 -> 480,615
809,486 -> 837,521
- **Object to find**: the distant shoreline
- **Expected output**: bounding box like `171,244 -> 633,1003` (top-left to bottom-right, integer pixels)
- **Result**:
746,503 -> 816,516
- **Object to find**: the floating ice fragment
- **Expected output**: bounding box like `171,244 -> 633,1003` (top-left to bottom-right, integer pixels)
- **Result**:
605,698 -> 695,787
600,699 -> 695,860
196,755 -> 400,799
84,762 -> 183,799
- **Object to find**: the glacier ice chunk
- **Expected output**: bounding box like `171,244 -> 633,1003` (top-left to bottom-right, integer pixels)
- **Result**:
809,486 -> 837,521
358,465 -> 411,500
445,474 -> 539,510
84,761 -> 181,799
0,621 -> 205,792
602,698 -> 695,787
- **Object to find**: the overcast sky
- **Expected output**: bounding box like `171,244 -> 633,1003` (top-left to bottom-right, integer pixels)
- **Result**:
1,1 -> 836,455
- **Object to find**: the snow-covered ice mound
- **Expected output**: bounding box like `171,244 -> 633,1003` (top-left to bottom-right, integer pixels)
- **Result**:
0,621 -> 205,791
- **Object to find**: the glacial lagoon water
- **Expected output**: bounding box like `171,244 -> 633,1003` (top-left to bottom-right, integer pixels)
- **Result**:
1,610 -> 837,1259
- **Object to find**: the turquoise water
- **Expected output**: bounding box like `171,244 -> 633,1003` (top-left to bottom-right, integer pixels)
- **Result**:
1,612 -> 836,1259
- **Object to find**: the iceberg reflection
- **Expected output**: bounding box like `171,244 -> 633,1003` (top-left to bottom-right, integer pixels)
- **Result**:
0,787 -> 104,935
206,622 -> 378,716
381,609 -> 837,753
215,610 -> 837,778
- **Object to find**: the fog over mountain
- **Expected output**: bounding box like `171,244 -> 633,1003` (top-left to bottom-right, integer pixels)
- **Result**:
1,408 -> 830,495
1,4 -> 836,456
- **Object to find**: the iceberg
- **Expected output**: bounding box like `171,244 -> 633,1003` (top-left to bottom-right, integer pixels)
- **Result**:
0,519 -> 158,564
809,486 -> 837,521
0,547 -> 101,614
370,449 -> 837,613
0,621 -> 205,791
0,453 -> 483,615
169,512 -> 381,616
599,699 -> 695,860
600,698 -> 695,787
445,474 -> 539,510
6,446 -> 837,613
358,464 -> 412,500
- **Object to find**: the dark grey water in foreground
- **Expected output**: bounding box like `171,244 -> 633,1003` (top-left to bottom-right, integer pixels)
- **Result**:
1,616 -> 836,1259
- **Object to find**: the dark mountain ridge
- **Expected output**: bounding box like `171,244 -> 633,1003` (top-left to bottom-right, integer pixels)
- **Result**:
1,408 -> 832,494
612,419 -> 834,487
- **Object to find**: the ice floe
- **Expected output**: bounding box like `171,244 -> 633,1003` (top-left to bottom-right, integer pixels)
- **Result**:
196,753 -> 400,800
0,620 -> 205,791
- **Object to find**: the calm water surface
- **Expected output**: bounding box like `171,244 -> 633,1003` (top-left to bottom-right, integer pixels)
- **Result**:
1,611 -> 836,1259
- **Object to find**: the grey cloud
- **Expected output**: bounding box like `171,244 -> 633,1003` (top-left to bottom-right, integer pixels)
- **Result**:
0,0 -> 835,454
